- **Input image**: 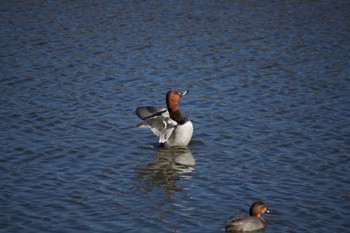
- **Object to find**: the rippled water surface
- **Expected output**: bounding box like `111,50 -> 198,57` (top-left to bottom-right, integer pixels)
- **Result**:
1,1 -> 350,232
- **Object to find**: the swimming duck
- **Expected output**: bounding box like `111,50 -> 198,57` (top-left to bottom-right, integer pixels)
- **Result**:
135,90 -> 193,148
225,201 -> 270,232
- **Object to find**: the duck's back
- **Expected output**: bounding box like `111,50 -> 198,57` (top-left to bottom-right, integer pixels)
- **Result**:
226,215 -> 265,232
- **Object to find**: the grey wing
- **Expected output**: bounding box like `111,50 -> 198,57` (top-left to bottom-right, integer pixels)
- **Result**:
135,106 -> 168,120
226,215 -> 264,232
136,116 -> 177,144
225,215 -> 246,232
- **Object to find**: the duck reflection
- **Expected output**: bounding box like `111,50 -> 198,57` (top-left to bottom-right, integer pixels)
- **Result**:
136,147 -> 195,193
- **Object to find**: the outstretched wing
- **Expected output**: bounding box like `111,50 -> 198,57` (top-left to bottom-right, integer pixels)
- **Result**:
135,106 -> 168,120
135,106 -> 176,144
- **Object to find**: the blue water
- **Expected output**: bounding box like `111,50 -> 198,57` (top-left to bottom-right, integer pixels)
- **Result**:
1,1 -> 350,232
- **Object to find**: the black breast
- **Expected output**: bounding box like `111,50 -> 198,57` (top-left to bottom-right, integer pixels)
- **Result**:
171,111 -> 188,125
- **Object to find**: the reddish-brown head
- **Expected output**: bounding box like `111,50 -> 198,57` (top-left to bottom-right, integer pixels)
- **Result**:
166,90 -> 188,112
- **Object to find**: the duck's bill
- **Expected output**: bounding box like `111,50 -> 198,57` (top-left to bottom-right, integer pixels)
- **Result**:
265,209 -> 272,214
180,90 -> 189,96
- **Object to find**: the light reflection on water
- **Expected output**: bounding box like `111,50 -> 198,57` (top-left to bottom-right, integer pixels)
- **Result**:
1,0 -> 350,232
136,147 -> 195,193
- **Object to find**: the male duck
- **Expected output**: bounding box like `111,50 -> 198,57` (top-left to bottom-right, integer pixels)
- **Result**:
135,90 -> 193,148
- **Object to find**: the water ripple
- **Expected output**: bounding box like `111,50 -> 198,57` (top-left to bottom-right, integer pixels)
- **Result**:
1,0 -> 350,232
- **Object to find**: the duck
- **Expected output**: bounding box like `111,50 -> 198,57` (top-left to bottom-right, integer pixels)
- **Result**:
135,90 -> 193,148
225,201 -> 270,232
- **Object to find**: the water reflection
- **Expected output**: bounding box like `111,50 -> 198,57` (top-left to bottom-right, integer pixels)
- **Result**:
136,147 -> 195,193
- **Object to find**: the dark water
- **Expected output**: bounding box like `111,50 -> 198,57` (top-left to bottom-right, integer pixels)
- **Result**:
1,1 -> 350,232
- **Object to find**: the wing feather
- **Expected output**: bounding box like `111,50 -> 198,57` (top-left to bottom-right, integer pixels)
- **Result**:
135,106 -> 168,120
136,116 -> 177,144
